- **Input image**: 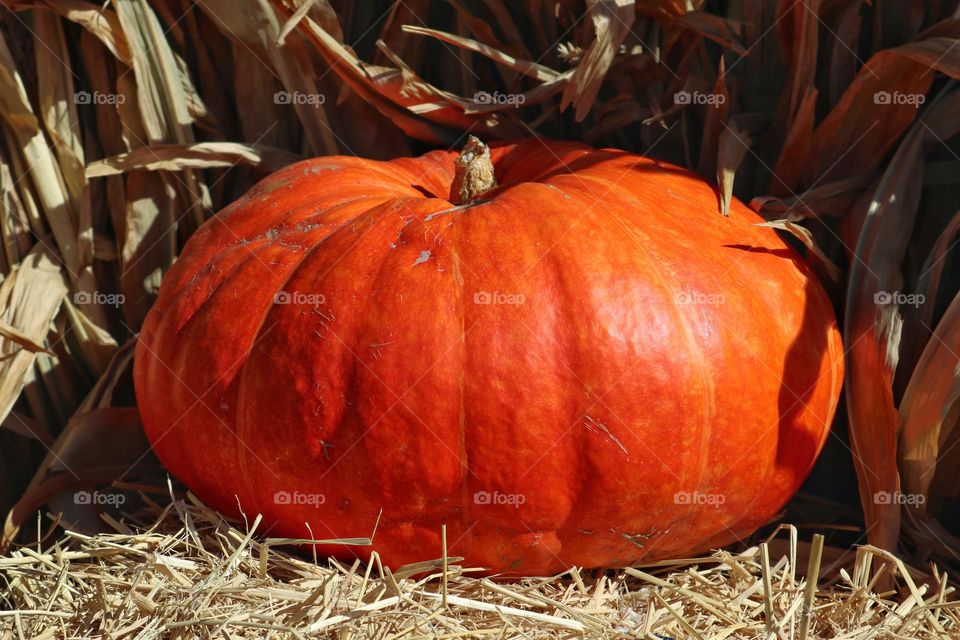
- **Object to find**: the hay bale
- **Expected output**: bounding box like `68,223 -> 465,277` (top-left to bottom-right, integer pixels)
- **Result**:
1,490 -> 956,638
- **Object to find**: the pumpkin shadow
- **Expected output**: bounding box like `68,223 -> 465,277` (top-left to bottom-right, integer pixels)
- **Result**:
776,276 -> 838,484
722,244 -> 797,260
720,242 -> 843,527
492,142 -> 695,185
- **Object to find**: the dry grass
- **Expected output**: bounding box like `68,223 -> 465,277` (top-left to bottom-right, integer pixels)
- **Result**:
2,488 -> 957,639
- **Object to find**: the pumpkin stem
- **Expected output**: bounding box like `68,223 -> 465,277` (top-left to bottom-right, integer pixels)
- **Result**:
450,135 -> 496,204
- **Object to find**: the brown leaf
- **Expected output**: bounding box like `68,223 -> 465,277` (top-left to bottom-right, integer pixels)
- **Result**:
200,0 -> 338,155
273,2 -> 469,144
400,25 -> 560,83
843,87 -> 960,553
898,290 -> 960,503
696,57 -> 729,179
31,0 -> 133,64
560,0 -> 635,122
86,142 -> 302,177
769,87 -> 817,197
896,207 -> 960,392
755,219 -> 843,286
0,28 -> 83,279
1,341 -> 159,547
0,245 -> 68,426
806,23 -> 960,186
826,0 -> 862,106
115,0 -> 209,231
673,11 -> 746,56
775,0 -> 819,140
716,121 -> 750,216
750,174 -> 877,221
0,320 -> 51,354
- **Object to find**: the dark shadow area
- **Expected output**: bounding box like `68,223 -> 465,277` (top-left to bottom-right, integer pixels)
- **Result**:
775,274 -> 844,505
493,142 -> 696,186
722,244 -> 798,260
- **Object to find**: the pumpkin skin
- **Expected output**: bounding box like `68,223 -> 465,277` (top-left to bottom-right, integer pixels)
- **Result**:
134,139 -> 843,575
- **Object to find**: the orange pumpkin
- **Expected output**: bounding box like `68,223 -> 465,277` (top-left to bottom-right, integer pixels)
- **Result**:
134,138 -> 843,574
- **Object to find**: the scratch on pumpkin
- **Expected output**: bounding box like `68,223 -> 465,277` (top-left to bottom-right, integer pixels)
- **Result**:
583,415 -> 629,456
319,440 -> 334,461
312,307 -> 335,322
622,527 -> 659,548
368,341 -> 394,360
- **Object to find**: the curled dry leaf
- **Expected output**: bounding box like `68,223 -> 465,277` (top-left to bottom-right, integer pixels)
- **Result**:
118,172 -> 177,329
401,25 -> 561,83
272,2 -> 469,144
806,23 -> 960,186
560,0 -> 635,122
0,161 -> 34,271
751,174 -> 878,222
769,87 -> 817,197
59,300 -> 119,380
696,57 -> 729,179
896,207 -> 960,392
201,0 -> 339,155
28,0 -> 133,64
0,245 -> 68,428
116,0 -> 209,231
0,320 -> 51,354
774,0 -> 819,146
844,87 -> 960,554
1,340 -> 160,548
716,121 -> 750,216
673,11 -> 746,56
755,219 -> 843,286
86,142 -> 303,177
1,411 -> 53,446
0,28 -> 84,280
899,290 -> 960,503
